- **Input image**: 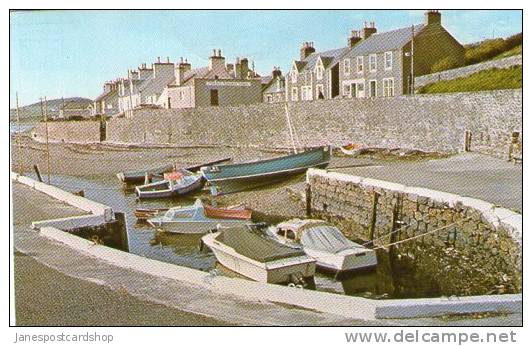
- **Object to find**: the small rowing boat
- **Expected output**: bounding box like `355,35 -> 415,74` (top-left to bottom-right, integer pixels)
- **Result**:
135,170 -> 204,199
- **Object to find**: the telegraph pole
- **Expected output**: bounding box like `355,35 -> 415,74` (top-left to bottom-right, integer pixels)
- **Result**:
411,25 -> 415,95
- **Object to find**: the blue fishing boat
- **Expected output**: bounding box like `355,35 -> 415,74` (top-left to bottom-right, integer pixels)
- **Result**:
200,146 -> 331,195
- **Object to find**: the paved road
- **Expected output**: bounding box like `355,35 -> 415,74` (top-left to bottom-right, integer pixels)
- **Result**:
332,153 -> 522,212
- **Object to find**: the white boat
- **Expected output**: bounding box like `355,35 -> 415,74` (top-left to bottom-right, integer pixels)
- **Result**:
202,226 -> 316,285
265,219 -> 377,273
135,170 -> 204,199
147,199 -> 252,234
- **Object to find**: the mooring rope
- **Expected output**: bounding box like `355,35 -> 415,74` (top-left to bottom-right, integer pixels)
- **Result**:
372,209 -> 519,250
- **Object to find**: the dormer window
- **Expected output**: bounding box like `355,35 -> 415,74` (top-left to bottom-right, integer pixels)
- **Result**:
291,65 -> 298,83
316,60 -> 324,80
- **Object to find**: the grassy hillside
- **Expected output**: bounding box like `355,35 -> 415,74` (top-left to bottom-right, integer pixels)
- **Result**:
493,44 -> 522,60
9,97 -> 92,120
464,32 -> 522,66
418,65 -> 522,94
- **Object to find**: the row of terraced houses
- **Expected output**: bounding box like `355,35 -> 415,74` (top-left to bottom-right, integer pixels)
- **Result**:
90,10 -> 464,117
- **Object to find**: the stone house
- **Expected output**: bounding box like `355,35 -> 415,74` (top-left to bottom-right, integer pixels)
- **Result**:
340,10 -> 465,98
286,42 -> 350,102
117,58 -> 175,112
262,67 -> 286,103
92,80 -> 119,117
158,50 -> 262,109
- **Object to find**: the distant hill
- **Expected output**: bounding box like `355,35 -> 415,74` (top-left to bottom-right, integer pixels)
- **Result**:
9,97 -> 92,120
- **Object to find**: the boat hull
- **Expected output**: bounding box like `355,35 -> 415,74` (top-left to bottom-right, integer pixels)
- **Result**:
202,233 -> 316,284
148,219 -> 251,234
117,164 -> 175,184
201,146 -> 330,194
135,175 -> 204,199
305,248 -> 377,272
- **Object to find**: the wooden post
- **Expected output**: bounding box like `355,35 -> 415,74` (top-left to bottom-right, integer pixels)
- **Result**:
15,92 -> 22,173
305,183 -> 312,218
44,96 -> 51,184
33,164 -> 43,182
410,25 -> 415,94
368,191 -> 379,246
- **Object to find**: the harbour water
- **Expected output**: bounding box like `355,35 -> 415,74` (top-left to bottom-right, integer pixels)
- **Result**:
28,172 -> 444,299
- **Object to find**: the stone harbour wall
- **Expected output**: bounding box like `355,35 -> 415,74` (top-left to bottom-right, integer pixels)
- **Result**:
105,89 -> 521,159
31,120 -> 101,144
415,55 -> 522,88
307,169 -> 522,297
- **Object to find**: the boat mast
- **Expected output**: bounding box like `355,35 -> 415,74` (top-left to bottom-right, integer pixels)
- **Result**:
284,103 -> 298,154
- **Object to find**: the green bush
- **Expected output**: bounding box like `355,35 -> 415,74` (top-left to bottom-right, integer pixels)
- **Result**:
464,32 -> 522,65
418,66 -> 522,94
431,56 -> 462,73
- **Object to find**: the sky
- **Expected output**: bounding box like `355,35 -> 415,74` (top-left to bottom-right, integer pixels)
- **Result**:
10,9 -> 522,107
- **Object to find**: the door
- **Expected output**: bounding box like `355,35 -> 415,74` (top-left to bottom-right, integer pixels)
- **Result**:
356,82 -> 365,98
210,89 -> 219,106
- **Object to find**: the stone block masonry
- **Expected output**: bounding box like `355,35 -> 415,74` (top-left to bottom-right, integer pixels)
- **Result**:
415,55 -> 522,88
105,89 -> 521,159
307,169 -> 522,297
33,89 -> 522,160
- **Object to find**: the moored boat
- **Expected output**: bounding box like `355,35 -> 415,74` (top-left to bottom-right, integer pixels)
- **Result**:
200,146 -> 331,195
117,164 -> 175,184
202,225 -> 316,285
147,199 -> 252,234
135,170 -> 204,199
265,219 -> 377,273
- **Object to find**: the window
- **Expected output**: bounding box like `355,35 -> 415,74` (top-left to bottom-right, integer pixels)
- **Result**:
384,51 -> 393,70
316,84 -> 324,99
301,86 -> 313,101
291,87 -> 299,101
383,78 -> 394,97
343,84 -> 351,97
210,89 -> 219,106
316,61 -> 324,80
266,95 -> 273,103
356,56 -> 364,73
344,59 -> 351,75
369,54 -> 377,72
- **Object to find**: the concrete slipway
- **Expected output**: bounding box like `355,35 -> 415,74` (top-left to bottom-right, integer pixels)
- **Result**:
11,173 -> 522,325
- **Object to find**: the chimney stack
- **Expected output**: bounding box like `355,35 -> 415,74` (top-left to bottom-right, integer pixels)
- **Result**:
272,67 -> 282,78
425,10 -> 441,25
300,41 -> 316,60
348,30 -> 363,48
362,22 -> 377,39
208,48 -> 226,74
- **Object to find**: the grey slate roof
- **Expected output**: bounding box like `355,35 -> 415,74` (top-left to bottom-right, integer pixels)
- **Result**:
345,24 -> 425,57
263,77 -> 285,94
299,47 -> 349,72
138,69 -> 176,97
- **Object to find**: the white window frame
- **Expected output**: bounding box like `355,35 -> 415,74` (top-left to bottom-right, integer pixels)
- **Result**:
316,84 -> 324,99
369,54 -> 377,72
316,60 -> 324,80
343,59 -> 351,75
291,67 -> 298,83
384,51 -> 393,71
356,56 -> 364,74
301,86 -> 313,101
383,78 -> 395,97
291,87 -> 299,101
